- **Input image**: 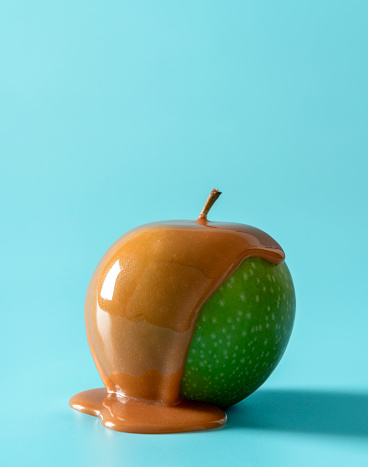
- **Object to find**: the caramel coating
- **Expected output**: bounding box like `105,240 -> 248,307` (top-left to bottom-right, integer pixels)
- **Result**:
70,219 -> 284,433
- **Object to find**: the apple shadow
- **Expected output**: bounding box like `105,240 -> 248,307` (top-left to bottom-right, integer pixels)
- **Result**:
226,389 -> 368,439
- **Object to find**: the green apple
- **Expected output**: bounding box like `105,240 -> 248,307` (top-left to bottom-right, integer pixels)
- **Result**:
71,188 -> 296,433
181,244 -> 295,408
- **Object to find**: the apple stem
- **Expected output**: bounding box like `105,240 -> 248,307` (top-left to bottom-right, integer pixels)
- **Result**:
198,189 -> 222,220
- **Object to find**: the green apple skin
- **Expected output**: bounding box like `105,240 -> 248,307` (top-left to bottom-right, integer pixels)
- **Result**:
180,257 -> 296,408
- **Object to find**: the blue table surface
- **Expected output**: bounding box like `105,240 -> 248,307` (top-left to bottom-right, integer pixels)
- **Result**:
1,1 -> 368,465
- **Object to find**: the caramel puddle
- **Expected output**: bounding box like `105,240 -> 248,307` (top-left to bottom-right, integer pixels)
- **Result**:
70,219 -> 284,433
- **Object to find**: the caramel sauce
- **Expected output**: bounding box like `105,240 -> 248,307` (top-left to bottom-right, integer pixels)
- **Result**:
70,219 -> 284,433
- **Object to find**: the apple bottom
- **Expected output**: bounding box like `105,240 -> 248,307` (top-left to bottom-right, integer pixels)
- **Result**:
69,388 -> 227,434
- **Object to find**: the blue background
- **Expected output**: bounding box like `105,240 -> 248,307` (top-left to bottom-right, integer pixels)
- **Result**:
1,1 -> 367,465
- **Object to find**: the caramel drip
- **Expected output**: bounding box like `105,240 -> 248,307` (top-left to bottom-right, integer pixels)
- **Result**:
70,219 -> 284,433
